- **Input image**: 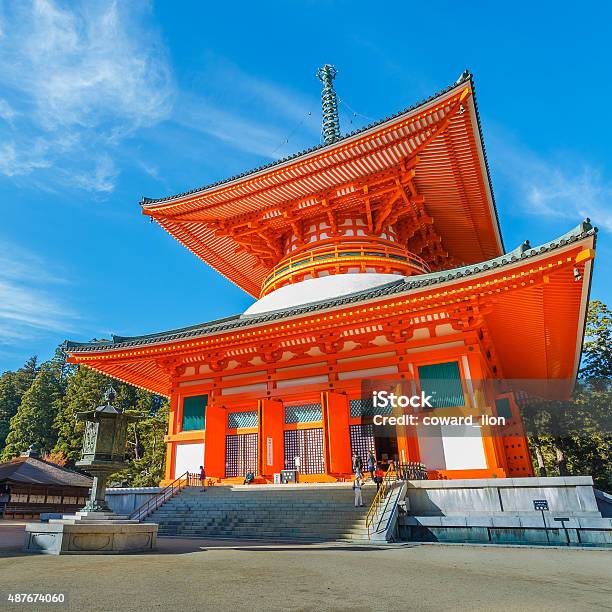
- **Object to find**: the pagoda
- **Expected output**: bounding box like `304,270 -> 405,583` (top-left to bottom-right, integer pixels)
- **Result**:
65,68 -> 597,484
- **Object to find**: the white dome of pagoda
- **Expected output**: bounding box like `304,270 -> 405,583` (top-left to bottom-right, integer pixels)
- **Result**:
242,272 -> 404,316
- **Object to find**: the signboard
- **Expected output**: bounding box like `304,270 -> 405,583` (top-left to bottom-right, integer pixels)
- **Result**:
266,437 -> 273,466
533,499 -> 549,511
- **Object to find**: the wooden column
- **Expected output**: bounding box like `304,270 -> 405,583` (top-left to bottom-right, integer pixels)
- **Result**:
258,399 -> 284,478
323,392 -> 352,475
203,402 -> 226,478
164,392 -> 180,482
466,348 -> 506,475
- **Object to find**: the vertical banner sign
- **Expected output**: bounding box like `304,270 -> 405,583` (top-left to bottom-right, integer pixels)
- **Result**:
266,437 -> 273,466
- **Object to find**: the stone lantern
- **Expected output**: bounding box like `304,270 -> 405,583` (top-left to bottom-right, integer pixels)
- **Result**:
23,386 -> 158,555
75,386 -> 141,513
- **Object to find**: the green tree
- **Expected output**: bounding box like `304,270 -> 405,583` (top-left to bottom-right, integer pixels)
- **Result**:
13,355 -> 39,397
1,363 -> 62,460
0,372 -> 20,450
526,300 -> 612,491
581,300 -> 612,379
110,392 -> 168,487
0,356 -> 40,453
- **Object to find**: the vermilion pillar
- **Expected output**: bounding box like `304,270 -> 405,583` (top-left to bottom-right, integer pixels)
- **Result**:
323,392 -> 352,475
204,403 -> 226,478
164,393 -> 180,481
465,349 -> 506,475
258,399 -> 284,477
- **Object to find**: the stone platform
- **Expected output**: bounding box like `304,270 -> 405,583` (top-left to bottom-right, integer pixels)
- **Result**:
24,511 -> 158,555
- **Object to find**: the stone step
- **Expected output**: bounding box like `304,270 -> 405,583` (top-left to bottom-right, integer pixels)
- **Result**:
148,487 -> 382,543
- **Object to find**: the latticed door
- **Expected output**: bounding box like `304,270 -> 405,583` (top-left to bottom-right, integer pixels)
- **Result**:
349,424 -> 376,468
284,428 -> 325,474
225,433 -> 258,477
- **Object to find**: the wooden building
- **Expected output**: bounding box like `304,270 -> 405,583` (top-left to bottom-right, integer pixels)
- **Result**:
0,455 -> 91,519
65,70 -> 596,485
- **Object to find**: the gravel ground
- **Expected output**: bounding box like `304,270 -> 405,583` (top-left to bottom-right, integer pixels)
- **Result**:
1,522 -> 611,611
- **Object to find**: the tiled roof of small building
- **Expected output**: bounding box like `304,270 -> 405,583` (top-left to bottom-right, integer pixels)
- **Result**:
65,220 -> 596,355
0,456 -> 92,487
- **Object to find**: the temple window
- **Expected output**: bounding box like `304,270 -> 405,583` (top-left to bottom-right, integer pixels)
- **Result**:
181,394 -> 207,431
417,361 -> 464,408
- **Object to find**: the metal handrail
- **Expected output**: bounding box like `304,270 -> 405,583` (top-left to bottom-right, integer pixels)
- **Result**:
129,471 -> 190,522
364,462 -> 428,537
365,465 -> 396,537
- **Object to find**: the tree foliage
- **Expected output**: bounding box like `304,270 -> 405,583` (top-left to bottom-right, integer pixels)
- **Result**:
1,362 -> 62,460
525,300 -> 612,491
0,344 -> 167,485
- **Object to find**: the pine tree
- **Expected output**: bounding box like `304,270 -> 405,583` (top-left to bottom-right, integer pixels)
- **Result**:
580,300 -> 612,379
0,372 -> 20,450
0,355 -> 40,453
13,356 -> 39,397
526,300 -> 612,490
1,363 -> 62,460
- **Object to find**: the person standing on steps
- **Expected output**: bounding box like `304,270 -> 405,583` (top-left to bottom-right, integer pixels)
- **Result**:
374,465 -> 384,493
367,451 -> 376,480
352,453 -> 363,476
353,474 -> 364,507
199,465 -> 206,492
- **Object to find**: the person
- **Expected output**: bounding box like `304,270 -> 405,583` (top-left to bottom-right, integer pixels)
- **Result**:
353,475 -> 364,507
199,465 -> 206,491
294,455 -> 301,475
352,453 -> 363,476
243,471 -> 255,485
374,466 -> 384,492
367,451 -> 376,480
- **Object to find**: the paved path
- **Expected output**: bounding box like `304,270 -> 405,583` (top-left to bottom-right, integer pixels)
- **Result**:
1,522 -> 611,611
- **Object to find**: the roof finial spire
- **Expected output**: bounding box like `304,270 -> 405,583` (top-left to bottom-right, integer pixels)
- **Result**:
316,64 -> 340,145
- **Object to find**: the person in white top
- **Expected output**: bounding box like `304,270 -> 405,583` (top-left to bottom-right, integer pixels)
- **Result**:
353,475 -> 364,507
294,455 -> 301,473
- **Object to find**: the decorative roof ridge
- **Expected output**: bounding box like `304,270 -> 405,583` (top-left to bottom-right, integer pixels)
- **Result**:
140,71 -> 474,207
64,220 -> 596,354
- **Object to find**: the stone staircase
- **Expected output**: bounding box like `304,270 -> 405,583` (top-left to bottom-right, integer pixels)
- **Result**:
146,483 -> 377,542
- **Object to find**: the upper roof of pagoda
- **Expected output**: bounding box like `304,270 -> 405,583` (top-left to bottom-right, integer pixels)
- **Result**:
141,72 -> 504,297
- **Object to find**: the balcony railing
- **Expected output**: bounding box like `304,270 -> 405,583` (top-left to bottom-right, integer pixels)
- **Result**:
261,244 -> 430,296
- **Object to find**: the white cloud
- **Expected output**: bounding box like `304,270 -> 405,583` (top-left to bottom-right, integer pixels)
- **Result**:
173,59 -> 320,161
71,154 -> 118,193
0,0 -> 174,192
0,99 -> 17,123
489,131 -> 612,233
0,242 -> 79,344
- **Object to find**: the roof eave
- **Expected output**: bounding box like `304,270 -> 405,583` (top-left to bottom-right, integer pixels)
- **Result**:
140,73 -> 475,211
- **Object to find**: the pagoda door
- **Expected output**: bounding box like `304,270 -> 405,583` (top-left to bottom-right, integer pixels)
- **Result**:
349,424 -> 376,467
284,428 -> 325,474
225,433 -> 258,478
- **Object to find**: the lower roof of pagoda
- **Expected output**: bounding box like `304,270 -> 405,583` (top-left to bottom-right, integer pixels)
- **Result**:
64,221 -> 596,397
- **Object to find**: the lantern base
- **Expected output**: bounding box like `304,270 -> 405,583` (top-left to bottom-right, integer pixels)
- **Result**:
23,513 -> 158,555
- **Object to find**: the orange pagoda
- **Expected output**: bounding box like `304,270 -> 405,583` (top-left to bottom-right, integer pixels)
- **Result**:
65,68 -> 597,484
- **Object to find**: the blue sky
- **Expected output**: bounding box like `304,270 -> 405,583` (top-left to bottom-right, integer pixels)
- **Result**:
0,0 -> 611,372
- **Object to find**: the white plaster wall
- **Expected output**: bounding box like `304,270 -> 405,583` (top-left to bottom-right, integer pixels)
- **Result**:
441,424 -> 487,470
243,273 -> 404,316
174,442 -> 204,478
417,423 -> 446,470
